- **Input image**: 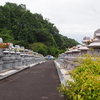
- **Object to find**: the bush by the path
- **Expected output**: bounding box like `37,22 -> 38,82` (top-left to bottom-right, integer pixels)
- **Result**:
57,54 -> 100,100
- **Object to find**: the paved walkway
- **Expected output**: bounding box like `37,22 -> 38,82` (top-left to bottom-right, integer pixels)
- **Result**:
0,60 -> 64,100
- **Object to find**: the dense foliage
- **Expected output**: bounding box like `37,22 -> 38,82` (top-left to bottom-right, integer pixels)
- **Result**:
57,54 -> 100,100
0,2 -> 79,56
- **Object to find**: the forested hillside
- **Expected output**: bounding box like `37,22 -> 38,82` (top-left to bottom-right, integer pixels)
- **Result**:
0,2 -> 79,56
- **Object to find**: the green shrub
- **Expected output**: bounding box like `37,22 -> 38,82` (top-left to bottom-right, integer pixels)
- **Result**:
57,54 -> 100,100
37,47 -> 47,56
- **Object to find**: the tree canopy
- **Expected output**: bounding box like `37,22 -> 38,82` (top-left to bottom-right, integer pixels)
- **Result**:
0,2 -> 79,57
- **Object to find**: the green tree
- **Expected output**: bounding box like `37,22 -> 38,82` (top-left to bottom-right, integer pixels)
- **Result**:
0,2 -> 79,57
37,47 -> 47,56
29,42 -> 48,54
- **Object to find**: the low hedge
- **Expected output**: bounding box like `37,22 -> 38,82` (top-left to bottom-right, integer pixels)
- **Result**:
57,54 -> 100,100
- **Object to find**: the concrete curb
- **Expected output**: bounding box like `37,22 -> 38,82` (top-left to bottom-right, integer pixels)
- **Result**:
54,61 -> 73,85
54,61 -> 66,85
0,66 -> 29,80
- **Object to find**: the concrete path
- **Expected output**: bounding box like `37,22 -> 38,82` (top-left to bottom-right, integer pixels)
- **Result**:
0,60 -> 64,100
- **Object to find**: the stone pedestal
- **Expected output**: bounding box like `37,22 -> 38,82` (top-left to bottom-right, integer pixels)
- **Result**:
0,49 -> 3,56
20,53 -> 25,66
88,38 -> 100,55
0,61 -> 3,71
72,49 -> 80,57
78,44 -> 89,55
24,54 -> 28,66
16,52 -> 22,67
94,29 -> 100,42
2,50 -> 11,70
10,51 -> 16,68
0,49 -> 3,71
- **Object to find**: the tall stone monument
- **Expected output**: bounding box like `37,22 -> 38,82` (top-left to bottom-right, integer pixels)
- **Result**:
88,29 -> 100,55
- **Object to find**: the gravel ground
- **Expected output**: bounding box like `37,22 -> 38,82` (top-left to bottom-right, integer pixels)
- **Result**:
0,60 -> 64,100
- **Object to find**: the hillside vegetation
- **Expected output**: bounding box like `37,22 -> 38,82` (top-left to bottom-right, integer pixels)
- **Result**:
0,2 -> 79,56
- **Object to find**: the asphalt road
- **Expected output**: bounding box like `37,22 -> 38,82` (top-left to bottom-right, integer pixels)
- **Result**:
0,60 -> 64,100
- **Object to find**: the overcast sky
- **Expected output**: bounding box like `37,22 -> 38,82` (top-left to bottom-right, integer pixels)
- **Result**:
1,0 -> 100,43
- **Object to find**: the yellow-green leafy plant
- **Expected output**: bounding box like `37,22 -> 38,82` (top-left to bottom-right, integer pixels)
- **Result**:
57,54 -> 100,100
60,65 -> 63,67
